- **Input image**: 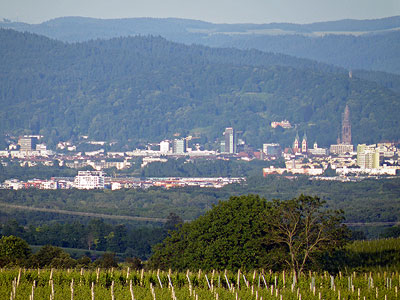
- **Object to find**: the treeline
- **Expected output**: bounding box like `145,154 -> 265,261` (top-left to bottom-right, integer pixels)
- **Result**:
204,30 -> 400,75
1,29 -> 400,149
0,215 -> 182,259
0,236 -> 140,269
140,157 -> 284,178
0,161 -> 78,182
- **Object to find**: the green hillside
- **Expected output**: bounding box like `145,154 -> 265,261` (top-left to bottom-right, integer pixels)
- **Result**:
1,29 -> 399,149
1,16 -> 400,73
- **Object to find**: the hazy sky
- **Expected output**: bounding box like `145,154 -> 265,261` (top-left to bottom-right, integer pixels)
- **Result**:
1,0 -> 399,24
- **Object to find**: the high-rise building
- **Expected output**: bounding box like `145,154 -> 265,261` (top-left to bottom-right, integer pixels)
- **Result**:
357,144 -> 380,169
341,104 -> 352,145
18,136 -> 38,152
224,127 -> 236,154
173,139 -> 186,154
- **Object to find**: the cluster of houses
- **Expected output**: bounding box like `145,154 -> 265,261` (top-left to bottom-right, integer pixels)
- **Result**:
1,127 -> 399,190
1,171 -> 244,190
263,140 -> 399,178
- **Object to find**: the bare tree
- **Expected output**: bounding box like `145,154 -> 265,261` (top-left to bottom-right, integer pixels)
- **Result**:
266,194 -> 349,281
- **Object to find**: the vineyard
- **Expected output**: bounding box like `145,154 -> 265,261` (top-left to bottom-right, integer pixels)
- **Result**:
0,267 -> 399,300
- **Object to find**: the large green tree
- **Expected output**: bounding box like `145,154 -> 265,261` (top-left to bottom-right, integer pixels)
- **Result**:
149,194 -> 272,271
149,194 -> 349,272
0,235 -> 31,267
29,245 -> 76,268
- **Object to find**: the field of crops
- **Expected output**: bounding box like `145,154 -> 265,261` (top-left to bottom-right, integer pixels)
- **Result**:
0,267 -> 399,300
348,238 -> 400,253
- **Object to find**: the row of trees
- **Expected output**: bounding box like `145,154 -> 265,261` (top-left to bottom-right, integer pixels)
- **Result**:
0,217 -> 181,259
140,157 -> 283,178
149,194 -> 349,278
0,235 -> 130,269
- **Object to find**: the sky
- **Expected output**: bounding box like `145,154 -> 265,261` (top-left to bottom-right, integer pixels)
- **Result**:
1,0 -> 400,24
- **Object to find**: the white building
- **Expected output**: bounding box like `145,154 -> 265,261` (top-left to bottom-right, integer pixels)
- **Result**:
330,144 -> 354,155
308,142 -> 327,156
141,157 -> 168,168
74,171 -> 105,189
271,120 -> 292,128
160,140 -> 170,153
3,179 -> 24,190
263,166 -> 323,176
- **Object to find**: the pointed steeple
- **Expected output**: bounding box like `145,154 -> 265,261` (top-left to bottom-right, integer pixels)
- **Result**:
293,132 -> 300,152
301,132 -> 308,153
341,104 -> 352,145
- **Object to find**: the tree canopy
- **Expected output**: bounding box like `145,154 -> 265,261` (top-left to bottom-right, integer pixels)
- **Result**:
149,194 -> 271,271
149,194 -> 349,272
0,235 -> 31,267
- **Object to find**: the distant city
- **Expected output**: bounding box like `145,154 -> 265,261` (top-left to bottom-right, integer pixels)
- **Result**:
1,106 -> 399,190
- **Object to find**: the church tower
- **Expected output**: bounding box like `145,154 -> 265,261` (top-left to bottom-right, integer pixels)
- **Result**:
341,104 -> 352,145
293,132 -> 300,153
301,132 -> 308,153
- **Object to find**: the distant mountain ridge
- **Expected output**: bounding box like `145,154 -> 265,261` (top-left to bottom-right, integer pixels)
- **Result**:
1,29 -> 399,149
3,15 -> 400,37
1,16 -> 400,74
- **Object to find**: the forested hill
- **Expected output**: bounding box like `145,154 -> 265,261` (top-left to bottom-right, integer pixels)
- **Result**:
1,29 -> 400,149
1,16 -> 400,74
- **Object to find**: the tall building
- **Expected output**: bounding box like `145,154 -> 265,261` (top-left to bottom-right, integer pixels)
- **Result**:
173,139 -> 186,154
18,136 -> 38,152
341,104 -> 352,145
357,144 -> 380,169
224,127 -> 236,154
330,105 -> 353,155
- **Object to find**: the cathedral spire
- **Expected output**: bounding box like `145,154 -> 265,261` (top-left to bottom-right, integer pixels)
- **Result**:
341,104 -> 352,145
